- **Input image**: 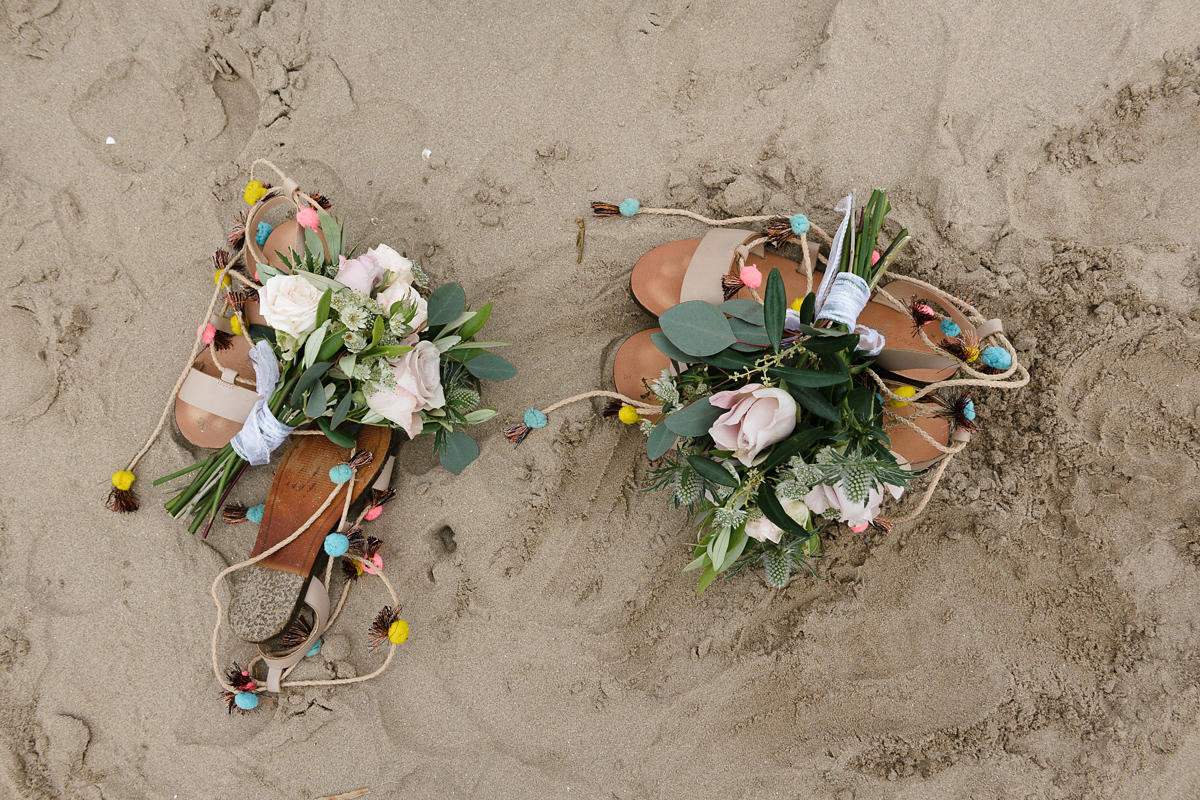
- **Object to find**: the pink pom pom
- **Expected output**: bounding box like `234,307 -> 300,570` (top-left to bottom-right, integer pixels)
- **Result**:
296,207 -> 319,230
849,522 -> 869,533
200,323 -> 216,344
362,553 -> 384,575
739,264 -> 763,289
365,506 -> 383,521
871,250 -> 880,265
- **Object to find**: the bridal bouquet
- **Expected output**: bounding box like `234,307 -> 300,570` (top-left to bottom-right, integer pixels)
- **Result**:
159,208 -> 512,533
638,191 -> 911,591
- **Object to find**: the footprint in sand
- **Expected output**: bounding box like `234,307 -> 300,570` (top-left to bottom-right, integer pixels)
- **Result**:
0,305 -> 55,419
69,58 -> 184,173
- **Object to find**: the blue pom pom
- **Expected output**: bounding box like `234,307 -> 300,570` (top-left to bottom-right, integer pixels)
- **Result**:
307,639 -> 322,658
234,692 -> 258,710
329,464 -> 353,484
255,222 -> 273,246
961,399 -> 976,421
324,533 -> 350,557
245,504 -> 265,524
524,409 -> 548,429
980,346 -> 1012,370
618,198 -> 640,217
940,318 -> 961,338
790,214 -> 810,235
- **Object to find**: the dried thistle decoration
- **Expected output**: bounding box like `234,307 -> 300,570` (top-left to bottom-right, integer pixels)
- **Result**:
222,502 -> 249,524
602,400 -> 623,418
368,606 -> 407,651
105,485 -> 138,513
228,209 -> 247,250
308,190 -> 333,210
940,332 -> 981,364
212,329 -> 234,352
341,559 -> 366,582
937,394 -> 979,433
590,201 -> 621,218
368,487 -> 396,512
722,274 -> 745,301
224,662 -> 258,691
343,451 -> 375,471
280,614 -> 314,649
503,422 -> 534,444
908,298 -> 938,328
765,216 -> 797,246
212,248 -> 233,273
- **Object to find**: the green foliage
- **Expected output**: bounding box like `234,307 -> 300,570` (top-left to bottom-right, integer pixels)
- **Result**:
763,267 -> 786,352
659,301 -> 737,357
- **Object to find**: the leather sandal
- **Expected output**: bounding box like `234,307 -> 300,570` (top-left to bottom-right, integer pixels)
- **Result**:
627,228 -> 1002,385
240,178 -> 330,277
174,314 -> 259,449
227,425 -> 391,644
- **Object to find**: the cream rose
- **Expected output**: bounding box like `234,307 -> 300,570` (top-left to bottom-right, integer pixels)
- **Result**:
366,244 -> 414,288
803,480 -> 903,533
334,254 -> 386,295
259,274 -> 323,339
708,384 -> 798,467
376,277 -> 428,332
745,515 -> 784,544
366,339 -> 445,438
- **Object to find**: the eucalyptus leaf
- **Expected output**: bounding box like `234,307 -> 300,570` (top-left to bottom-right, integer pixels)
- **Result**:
428,283 -> 467,327
464,354 -> 516,381
304,382 -> 327,419
359,345 -> 413,359
316,330 -> 346,363
256,264 -> 281,281
664,399 -> 723,437
728,317 -> 770,348
804,333 -> 860,354
302,321 -> 328,369
686,455 -> 738,488
458,301 -> 492,339
435,335 -> 462,353
646,421 -> 677,460
360,410 -> 386,425
294,271 -> 347,294
764,267 -> 786,352
659,301 -> 736,357
449,340 -> 509,350
719,298 -> 765,326
438,431 -> 479,474
438,311 -> 476,335
649,331 -> 695,364
697,348 -> 754,371
290,361 -> 332,408
464,408 -> 498,424
331,391 -> 353,430
318,417 -> 356,448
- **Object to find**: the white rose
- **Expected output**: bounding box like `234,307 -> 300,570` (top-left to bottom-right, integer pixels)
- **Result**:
779,496 -> 810,528
259,274 -> 323,339
366,340 -> 445,438
367,244 -> 414,289
375,279 -> 428,332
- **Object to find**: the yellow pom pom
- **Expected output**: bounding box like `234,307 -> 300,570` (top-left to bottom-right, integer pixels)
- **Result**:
963,346 -> 980,363
387,619 -> 409,645
111,470 -> 135,491
790,298 -> 805,311
243,180 -> 266,206
214,271 -> 231,288
229,316 -> 242,335
887,385 -> 917,408
618,405 -> 641,425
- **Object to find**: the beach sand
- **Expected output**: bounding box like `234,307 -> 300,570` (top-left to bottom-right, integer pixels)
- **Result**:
3,1 -> 1200,797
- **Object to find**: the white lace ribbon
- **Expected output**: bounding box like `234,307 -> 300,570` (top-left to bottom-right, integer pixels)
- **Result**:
813,193 -> 854,318
230,340 -> 295,466
816,272 -> 871,327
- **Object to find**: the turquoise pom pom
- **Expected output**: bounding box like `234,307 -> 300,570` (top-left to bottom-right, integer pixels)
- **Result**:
524,409 -> 548,429
307,639 -> 322,657
324,533 -> 349,557
329,464 -> 353,484
255,222 -> 273,246
234,692 -> 258,710
981,346 -> 1012,370
940,318 -> 961,338
246,504 -> 265,524
790,214 -> 810,235
618,198 -> 640,217
961,399 -> 976,421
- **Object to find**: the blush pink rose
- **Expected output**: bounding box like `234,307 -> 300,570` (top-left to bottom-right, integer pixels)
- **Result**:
376,277 -> 428,332
708,384 -> 798,466
803,481 -> 903,532
744,515 -> 784,544
335,254 -> 386,295
365,244 -> 415,287
365,339 -> 446,438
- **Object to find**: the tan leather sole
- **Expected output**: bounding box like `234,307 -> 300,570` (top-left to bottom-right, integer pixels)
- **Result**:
630,238 -> 956,384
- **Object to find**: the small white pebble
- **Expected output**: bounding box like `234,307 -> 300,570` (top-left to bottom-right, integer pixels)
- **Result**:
105,137 -> 115,144
422,148 -> 431,160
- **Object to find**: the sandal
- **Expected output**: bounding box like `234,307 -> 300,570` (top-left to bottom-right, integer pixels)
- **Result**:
237,166 -> 330,277
174,313 -> 260,449
226,425 -> 391,644
602,201 -> 1015,385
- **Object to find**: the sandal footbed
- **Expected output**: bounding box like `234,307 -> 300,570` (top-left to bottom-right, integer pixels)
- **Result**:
173,335 -> 257,449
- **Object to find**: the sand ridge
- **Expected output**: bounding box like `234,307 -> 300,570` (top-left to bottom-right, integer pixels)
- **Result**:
2,1 -> 1200,797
